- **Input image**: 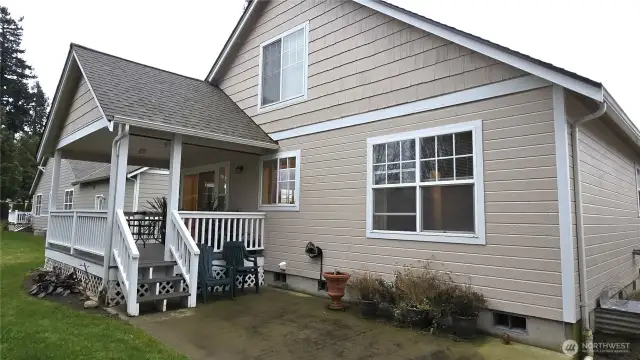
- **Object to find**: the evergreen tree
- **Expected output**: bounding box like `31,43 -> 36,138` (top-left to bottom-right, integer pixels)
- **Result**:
1,6 -> 33,134
26,81 -> 48,136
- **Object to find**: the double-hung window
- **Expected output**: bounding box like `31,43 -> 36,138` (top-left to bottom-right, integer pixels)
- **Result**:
95,194 -> 105,210
259,150 -> 301,211
366,120 -> 485,244
34,194 -> 42,216
63,189 -> 74,210
258,22 -> 308,111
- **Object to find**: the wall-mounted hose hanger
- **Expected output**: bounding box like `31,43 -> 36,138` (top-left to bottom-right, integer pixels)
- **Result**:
305,242 -> 323,282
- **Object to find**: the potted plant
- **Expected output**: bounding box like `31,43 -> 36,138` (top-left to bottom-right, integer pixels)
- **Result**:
323,270 -> 350,310
450,284 -> 487,339
347,271 -> 380,318
376,278 -> 397,321
394,266 -> 438,328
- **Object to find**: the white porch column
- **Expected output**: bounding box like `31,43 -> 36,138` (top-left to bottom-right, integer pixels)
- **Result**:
46,150 -> 62,247
165,134 -> 182,261
102,125 -> 130,284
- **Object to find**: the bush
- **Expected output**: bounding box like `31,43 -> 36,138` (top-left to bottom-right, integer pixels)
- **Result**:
394,263 -> 445,310
347,271 -> 380,302
450,283 -> 487,317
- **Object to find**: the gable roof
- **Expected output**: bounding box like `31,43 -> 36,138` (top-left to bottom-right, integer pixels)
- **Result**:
206,0 -> 638,148
37,44 -> 278,161
71,163 -> 140,185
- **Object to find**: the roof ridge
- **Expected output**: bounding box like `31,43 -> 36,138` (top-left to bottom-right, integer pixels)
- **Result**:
71,43 -> 209,84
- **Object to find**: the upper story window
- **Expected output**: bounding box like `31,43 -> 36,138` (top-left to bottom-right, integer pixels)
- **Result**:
366,120 -> 486,245
258,150 -> 301,211
64,189 -> 74,210
34,194 -> 42,215
258,22 -> 309,112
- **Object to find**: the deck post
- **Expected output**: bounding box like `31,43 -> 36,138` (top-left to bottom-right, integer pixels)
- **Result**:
165,134 -> 182,261
102,125 -> 130,285
46,150 -> 62,247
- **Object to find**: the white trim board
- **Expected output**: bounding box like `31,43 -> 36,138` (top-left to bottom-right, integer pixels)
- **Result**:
72,51 -> 112,132
553,85 -> 577,323
270,75 -> 550,141
56,118 -> 107,149
127,167 -> 151,178
257,150 -> 301,212
354,0 -> 603,102
45,248 -> 104,277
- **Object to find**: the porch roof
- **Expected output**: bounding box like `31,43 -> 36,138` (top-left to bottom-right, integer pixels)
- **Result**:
72,44 -> 276,147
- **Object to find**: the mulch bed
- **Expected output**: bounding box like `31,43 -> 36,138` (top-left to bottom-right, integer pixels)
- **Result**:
23,276 -> 118,319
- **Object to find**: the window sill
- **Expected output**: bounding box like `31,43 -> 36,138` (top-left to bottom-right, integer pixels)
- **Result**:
367,230 -> 485,245
257,94 -> 307,114
258,204 -> 300,212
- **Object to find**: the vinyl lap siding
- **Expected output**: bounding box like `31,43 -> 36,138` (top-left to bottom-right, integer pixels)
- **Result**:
32,160 -> 76,230
59,76 -> 102,139
73,180 -> 135,212
137,172 -> 169,211
265,87 -> 564,320
217,0 -> 526,134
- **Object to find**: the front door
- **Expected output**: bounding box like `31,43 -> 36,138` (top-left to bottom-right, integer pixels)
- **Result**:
182,162 -> 229,211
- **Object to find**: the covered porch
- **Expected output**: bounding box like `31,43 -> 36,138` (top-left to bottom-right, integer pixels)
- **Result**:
36,44 -> 279,316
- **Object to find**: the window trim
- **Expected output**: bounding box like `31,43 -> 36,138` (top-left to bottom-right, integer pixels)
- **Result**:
636,165 -> 640,217
34,194 -> 43,216
256,22 -> 309,114
63,188 -> 74,210
258,150 -> 301,211
366,120 -> 486,245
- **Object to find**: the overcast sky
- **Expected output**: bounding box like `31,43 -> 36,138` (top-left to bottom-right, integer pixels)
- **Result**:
5,0 -> 639,123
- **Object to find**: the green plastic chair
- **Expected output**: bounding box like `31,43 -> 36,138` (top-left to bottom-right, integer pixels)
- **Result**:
222,241 -> 260,294
198,244 -> 234,302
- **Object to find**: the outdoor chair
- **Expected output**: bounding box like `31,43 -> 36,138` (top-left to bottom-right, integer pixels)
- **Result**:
198,244 -> 235,302
221,241 -> 260,294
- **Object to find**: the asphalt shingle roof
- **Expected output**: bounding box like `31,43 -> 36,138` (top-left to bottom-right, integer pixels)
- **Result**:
71,163 -> 139,185
72,44 -> 275,146
67,160 -> 109,180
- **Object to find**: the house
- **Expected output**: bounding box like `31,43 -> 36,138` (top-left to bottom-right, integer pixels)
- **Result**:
34,0 -> 639,351
29,159 -> 169,231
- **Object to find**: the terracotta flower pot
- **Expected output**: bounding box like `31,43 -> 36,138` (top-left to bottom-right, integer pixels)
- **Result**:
323,272 -> 350,310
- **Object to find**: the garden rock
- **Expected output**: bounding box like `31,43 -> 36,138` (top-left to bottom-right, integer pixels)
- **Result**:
84,300 -> 99,309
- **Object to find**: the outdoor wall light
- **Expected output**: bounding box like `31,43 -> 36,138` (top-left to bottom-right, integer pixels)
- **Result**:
235,165 -> 244,174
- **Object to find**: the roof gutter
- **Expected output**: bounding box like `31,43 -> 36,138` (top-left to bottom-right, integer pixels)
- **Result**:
571,100 -> 606,360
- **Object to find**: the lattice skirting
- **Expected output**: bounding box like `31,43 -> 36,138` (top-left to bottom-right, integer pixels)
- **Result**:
43,257 -> 103,297
107,258 -> 265,306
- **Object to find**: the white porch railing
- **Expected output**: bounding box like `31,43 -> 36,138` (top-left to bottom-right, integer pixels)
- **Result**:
47,210 -> 108,256
8,210 -> 30,224
112,210 -> 140,316
169,211 -> 199,307
178,211 -> 266,252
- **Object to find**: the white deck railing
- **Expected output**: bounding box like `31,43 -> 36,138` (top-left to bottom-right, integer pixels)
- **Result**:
112,210 -> 140,316
8,210 -> 30,224
48,210 -> 108,256
178,211 -> 266,252
169,211 -> 199,307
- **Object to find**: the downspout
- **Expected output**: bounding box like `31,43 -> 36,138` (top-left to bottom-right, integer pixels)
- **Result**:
102,125 -> 130,286
571,101 -> 606,359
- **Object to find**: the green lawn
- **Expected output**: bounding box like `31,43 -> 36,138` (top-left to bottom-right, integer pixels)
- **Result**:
0,230 -> 187,360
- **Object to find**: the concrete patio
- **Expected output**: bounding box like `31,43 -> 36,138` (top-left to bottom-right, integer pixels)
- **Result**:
128,288 -> 566,360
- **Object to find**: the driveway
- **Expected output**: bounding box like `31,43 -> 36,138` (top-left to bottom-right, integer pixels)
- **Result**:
129,288 -> 566,360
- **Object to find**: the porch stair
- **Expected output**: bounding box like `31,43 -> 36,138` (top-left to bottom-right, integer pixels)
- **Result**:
137,260 -> 190,307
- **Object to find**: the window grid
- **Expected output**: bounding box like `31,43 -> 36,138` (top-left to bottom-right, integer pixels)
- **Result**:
34,194 -> 42,216
64,189 -> 74,210
259,150 -> 301,211
276,157 -> 296,205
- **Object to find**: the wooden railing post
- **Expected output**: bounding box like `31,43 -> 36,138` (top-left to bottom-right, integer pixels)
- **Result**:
70,212 -> 78,254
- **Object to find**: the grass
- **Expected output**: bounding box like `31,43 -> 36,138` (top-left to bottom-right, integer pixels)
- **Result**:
0,230 -> 187,360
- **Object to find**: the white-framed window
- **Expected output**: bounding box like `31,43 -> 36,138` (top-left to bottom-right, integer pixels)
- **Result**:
366,120 -> 486,244
257,22 -> 309,112
95,194 -> 105,210
63,189 -> 74,210
34,194 -> 42,216
636,166 -> 640,216
258,150 -> 301,211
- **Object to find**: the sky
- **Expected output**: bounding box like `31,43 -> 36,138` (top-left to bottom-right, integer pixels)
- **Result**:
5,0 -> 640,123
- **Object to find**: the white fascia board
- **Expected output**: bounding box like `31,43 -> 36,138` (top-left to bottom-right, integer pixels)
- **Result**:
127,167 -> 150,178
603,87 -> 640,150
354,0 -> 603,102
270,75 -> 550,140
72,51 -> 112,131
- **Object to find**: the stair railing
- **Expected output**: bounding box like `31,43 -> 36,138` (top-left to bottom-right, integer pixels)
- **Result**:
169,210 -> 200,307
112,209 -> 140,316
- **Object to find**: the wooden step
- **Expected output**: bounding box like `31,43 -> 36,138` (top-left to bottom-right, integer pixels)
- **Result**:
138,260 -> 176,268
138,275 -> 184,285
137,291 -> 189,303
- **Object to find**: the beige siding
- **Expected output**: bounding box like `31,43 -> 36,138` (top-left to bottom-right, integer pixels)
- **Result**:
217,0 -> 526,134
72,180 -> 134,212
261,87 -> 565,320
32,160 -> 76,230
137,172 -> 169,210
566,95 -> 640,312
59,77 -> 102,139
